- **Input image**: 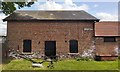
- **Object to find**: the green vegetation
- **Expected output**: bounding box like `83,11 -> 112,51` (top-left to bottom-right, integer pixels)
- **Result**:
2,59 -> 118,70
0,64 -> 2,71
0,1 -> 36,15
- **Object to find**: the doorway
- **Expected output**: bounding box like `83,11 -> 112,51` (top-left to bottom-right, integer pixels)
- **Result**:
45,41 -> 56,58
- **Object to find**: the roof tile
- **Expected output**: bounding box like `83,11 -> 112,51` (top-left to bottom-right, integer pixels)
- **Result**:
3,10 -> 99,21
95,22 -> 119,36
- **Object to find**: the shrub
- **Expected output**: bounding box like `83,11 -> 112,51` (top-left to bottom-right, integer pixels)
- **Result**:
75,57 -> 94,61
118,56 -> 120,60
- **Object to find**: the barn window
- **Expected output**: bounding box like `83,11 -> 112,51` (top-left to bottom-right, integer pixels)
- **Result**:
23,40 -> 32,52
69,40 -> 78,53
104,37 -> 116,42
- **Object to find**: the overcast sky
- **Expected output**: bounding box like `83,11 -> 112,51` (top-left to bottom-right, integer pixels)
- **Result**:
0,0 -> 119,36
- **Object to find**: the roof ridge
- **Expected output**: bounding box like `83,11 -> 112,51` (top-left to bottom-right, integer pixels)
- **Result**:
15,10 -> 85,12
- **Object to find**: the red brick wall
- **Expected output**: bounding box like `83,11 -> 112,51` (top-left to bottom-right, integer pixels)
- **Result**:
95,37 -> 119,56
7,21 -> 95,56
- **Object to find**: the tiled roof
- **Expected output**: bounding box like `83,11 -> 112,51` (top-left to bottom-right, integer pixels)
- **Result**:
3,10 -> 99,21
95,21 -> 119,36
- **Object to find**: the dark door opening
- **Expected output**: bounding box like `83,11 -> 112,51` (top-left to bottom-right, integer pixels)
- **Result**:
45,41 -> 56,59
23,40 -> 32,52
69,40 -> 78,53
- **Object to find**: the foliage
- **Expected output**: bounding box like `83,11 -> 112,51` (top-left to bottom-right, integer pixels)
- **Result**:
75,57 -> 94,61
0,1 -> 35,15
118,56 -> 120,60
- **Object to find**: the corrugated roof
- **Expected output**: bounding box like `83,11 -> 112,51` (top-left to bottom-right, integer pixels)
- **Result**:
3,10 -> 99,21
95,21 -> 120,36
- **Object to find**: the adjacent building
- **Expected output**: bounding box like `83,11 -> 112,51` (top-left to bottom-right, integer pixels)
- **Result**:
95,22 -> 119,60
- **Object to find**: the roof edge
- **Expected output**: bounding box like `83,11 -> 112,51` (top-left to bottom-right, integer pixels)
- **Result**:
3,19 -> 100,22
94,36 -> 120,37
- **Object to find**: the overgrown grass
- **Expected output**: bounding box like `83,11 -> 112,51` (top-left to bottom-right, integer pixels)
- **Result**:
2,59 -> 119,70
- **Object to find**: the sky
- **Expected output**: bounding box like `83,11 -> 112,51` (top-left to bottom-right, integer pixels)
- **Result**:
0,0 -> 119,36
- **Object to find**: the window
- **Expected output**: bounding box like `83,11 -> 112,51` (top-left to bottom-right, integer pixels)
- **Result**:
69,40 -> 78,53
104,37 -> 116,42
23,40 -> 32,52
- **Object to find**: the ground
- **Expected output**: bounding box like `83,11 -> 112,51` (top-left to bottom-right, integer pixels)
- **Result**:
1,59 -> 119,70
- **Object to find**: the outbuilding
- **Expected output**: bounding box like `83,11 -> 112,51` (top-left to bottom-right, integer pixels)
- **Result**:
95,21 -> 119,60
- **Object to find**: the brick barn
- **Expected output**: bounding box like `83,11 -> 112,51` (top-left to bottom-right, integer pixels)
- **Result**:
3,10 -> 119,60
95,22 -> 119,60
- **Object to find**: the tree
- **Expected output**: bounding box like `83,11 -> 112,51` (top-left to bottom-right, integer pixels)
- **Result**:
0,1 -> 35,15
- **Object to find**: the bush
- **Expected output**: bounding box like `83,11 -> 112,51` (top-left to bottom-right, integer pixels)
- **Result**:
75,57 -> 94,61
118,56 -> 120,60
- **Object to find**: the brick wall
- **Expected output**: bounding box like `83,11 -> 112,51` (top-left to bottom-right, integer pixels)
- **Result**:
7,20 -> 95,56
95,37 -> 119,60
95,37 -> 119,56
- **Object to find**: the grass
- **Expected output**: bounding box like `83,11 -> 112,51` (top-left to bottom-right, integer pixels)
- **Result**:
2,59 -> 119,70
0,64 -> 2,71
